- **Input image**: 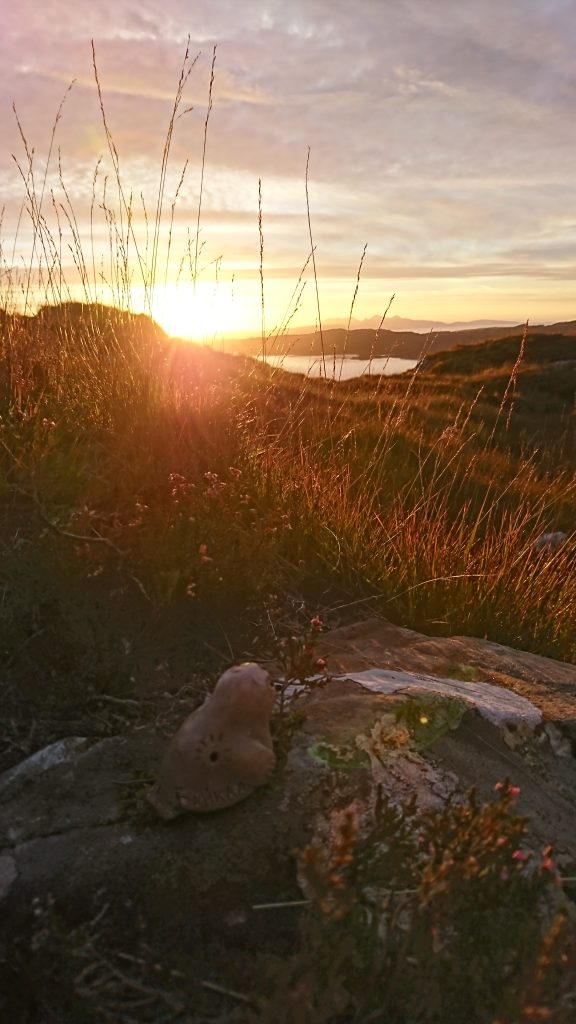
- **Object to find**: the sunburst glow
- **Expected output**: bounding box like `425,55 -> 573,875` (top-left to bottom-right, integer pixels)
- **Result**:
146,282 -> 252,341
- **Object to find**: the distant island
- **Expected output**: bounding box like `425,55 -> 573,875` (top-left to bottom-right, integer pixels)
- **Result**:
303,315 -> 518,333
228,319 -> 576,362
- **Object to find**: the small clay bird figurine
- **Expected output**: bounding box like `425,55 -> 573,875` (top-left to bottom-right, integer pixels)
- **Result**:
148,663 -> 276,819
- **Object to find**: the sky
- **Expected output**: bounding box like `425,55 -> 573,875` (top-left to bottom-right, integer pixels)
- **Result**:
1,0 -> 575,340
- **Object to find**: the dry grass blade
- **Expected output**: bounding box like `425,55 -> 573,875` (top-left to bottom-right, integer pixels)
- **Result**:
305,146 -> 326,378
338,242 -> 367,381
259,177 -> 266,360
193,44 -> 216,294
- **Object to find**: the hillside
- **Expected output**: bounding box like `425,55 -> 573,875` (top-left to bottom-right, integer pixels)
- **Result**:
229,320 -> 576,360
420,331 -> 576,374
1,304 -> 574,712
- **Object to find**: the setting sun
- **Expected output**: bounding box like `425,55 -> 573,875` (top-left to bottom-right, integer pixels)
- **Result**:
145,281 -> 250,342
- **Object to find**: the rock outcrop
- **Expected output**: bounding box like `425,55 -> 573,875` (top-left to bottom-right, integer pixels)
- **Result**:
1,618 -> 575,1021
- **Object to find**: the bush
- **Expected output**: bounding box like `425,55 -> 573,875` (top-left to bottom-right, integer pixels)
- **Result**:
256,783 -> 575,1024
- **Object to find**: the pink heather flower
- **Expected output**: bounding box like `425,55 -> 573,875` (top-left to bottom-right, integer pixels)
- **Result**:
198,544 -> 213,564
494,781 -> 520,799
512,850 -> 527,862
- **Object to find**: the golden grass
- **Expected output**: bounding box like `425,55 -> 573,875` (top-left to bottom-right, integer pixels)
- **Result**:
0,43 -> 574,681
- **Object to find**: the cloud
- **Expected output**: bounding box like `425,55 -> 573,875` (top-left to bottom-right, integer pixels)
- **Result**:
1,0 -> 575,324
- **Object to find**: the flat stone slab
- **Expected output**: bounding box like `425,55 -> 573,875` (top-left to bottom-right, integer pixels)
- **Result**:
0,737 -> 90,803
318,617 -> 576,724
0,735 -> 161,847
338,667 -> 542,728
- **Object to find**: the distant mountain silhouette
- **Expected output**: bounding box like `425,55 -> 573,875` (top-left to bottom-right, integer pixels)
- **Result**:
230,320 -> 576,361
320,315 -> 518,333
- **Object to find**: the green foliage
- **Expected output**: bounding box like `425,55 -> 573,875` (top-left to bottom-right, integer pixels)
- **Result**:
256,784 -> 575,1024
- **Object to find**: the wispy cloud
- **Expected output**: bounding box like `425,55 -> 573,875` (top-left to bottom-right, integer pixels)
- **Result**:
1,0 -> 575,327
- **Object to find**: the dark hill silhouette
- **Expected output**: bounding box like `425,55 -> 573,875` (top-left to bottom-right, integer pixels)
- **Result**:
420,332 -> 576,375
230,321 -> 576,361
35,302 -> 166,349
419,332 -> 576,428
0,302 -> 166,359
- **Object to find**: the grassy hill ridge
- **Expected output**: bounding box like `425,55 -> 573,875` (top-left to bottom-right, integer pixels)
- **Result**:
420,331 -> 576,374
0,303 -> 574,726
